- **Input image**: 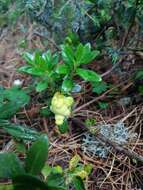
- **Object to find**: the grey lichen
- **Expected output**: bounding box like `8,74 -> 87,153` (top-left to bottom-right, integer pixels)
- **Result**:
82,121 -> 137,158
82,133 -> 110,158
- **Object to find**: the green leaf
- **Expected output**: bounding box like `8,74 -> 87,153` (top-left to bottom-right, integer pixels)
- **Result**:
56,64 -> 70,75
0,87 -> 30,119
15,143 -> 26,154
69,155 -> 81,170
36,81 -> 48,92
75,43 -> 99,66
4,87 -> 30,107
52,166 -> 63,174
72,177 -> 86,190
75,44 -> 85,65
85,118 -> 96,127
61,79 -> 74,93
98,102 -> 109,109
25,134 -> 49,175
18,66 -> 43,76
135,70 -> 143,80
0,102 -> 20,119
34,51 -> 41,65
42,165 -> 63,180
92,82 -> 107,94
20,50 -> 59,78
65,32 -> 80,45
23,52 -> 34,65
46,167 -> 65,189
13,174 -> 67,190
40,107 -> 51,117
61,44 -> 75,64
0,153 -> 25,179
0,120 -> 38,141
76,68 -> 102,82
83,164 -> 93,175
43,51 -> 59,70
41,165 -> 52,178
47,185 -> 67,190
47,174 -> 66,190
58,120 -> 69,134
138,85 -> 143,95
13,174 -> 49,190
18,66 -> 32,74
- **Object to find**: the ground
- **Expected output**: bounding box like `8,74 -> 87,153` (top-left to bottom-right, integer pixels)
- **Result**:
0,19 -> 143,190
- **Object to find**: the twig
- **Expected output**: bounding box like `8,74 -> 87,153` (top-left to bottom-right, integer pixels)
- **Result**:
73,89 -> 110,114
101,59 -> 123,78
73,84 -> 122,114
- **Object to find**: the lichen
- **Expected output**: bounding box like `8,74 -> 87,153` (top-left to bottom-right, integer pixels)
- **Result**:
82,121 -> 137,158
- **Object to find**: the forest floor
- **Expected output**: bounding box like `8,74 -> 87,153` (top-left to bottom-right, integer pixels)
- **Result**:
0,21 -> 143,190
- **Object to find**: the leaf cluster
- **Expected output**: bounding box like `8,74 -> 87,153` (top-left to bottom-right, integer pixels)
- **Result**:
0,135 -> 90,190
19,41 -> 102,93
